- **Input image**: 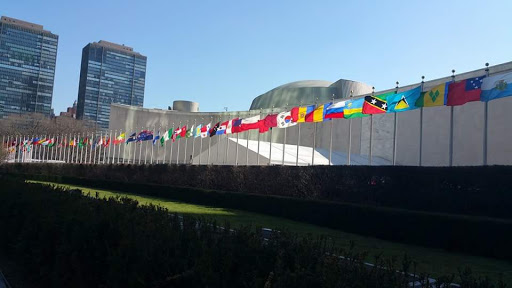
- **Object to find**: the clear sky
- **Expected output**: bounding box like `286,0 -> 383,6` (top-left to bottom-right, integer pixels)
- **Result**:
3,0 -> 512,114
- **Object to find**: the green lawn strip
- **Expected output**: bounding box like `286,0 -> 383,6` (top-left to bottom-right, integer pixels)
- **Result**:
27,180 -> 512,284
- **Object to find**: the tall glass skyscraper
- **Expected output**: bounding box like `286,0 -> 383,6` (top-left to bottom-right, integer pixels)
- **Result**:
77,40 -> 147,129
0,16 -> 58,118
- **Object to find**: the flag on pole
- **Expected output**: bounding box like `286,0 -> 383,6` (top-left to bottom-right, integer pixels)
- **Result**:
226,118 -> 238,134
446,75 -> 485,106
201,123 -> 211,138
480,72 -> 512,102
277,111 -> 296,128
362,94 -> 389,114
416,83 -> 448,107
343,98 -> 368,119
324,101 -> 347,119
186,125 -> 194,138
126,132 -> 137,144
153,131 -> 160,145
209,122 -> 220,137
195,124 -> 202,138
240,115 -> 261,131
305,102 -> 331,122
137,130 -> 153,142
291,105 -> 315,123
216,122 -> 227,135
387,86 -> 422,113
115,133 -> 125,144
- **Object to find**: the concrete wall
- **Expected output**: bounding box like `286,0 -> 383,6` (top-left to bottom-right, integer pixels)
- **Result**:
109,61 -> 512,166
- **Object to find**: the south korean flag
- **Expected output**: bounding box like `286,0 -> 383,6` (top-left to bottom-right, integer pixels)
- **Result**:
277,111 -> 297,128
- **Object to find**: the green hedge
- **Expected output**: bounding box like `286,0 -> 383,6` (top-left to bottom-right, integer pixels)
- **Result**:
18,173 -> 512,260
2,163 -> 512,219
0,177 -> 460,288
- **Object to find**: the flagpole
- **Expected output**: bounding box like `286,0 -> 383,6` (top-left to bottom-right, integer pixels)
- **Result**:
60,134 -> 64,162
208,118 -> 212,165
282,105 -> 287,166
144,129 -> 149,165
49,135 -> 54,162
170,123 -> 174,164
225,116 -> 229,165
392,82 -> 399,166
269,107 -> 274,165
157,127 -> 160,164
449,70 -> 455,167
163,127 -> 168,164
139,127 -> 143,165
118,131 -> 123,164
216,117 -> 220,165
235,114 -> 239,166
312,100 -> 317,166
127,130 -> 132,164
190,119 -> 194,164
77,133 -> 81,163
151,126 -> 155,164
176,122 -> 181,164
80,133 -> 84,163
483,63 -> 490,166
103,130 -> 108,164
329,96 -> 335,165
296,102 -> 301,167
347,93 -> 353,165
369,88 -> 375,166
96,132 -> 100,164
419,78 -> 425,166
246,120 -> 249,166
199,119 -> 203,165
133,128 -> 138,164
107,130 -> 112,164
257,109 -> 261,165
184,120 -> 189,164
112,130 -> 116,164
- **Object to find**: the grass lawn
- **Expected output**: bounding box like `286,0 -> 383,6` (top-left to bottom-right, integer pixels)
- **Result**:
28,180 -> 512,284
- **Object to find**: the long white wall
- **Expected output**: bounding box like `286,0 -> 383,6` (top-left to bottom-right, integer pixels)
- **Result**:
109,61 -> 512,166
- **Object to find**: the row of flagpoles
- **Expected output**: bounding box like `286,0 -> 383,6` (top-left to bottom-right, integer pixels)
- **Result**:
3,64 -> 512,166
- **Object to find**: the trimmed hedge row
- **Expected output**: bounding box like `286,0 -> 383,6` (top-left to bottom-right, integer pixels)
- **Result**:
0,178 -> 448,288
2,163 -> 512,219
17,173 -> 512,260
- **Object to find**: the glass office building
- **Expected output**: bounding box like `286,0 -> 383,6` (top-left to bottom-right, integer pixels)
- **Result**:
0,16 -> 58,118
77,40 -> 146,129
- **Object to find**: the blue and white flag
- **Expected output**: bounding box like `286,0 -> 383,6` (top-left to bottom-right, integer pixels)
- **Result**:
152,131 -> 160,145
481,72 -> 512,102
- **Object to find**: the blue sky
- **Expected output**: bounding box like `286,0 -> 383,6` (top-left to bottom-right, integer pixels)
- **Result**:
4,0 -> 512,114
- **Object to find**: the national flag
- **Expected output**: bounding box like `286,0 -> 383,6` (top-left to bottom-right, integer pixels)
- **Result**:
201,123 -> 211,138
126,132 -> 137,144
115,133 -> 125,144
136,130 -> 153,142
277,111 -> 296,128
180,126 -> 187,138
104,137 -> 111,147
305,103 -> 332,122
480,72 -> 512,102
324,101 -> 347,119
416,83 -> 448,107
209,122 -> 220,136
231,118 -> 243,133
363,92 -> 392,114
216,121 -> 227,135
387,86 -> 422,113
153,131 -> 160,145
161,128 -> 173,145
263,114 -> 278,128
446,75 -> 485,106
291,105 -> 315,123
226,118 -> 238,134
172,127 -> 182,141
194,124 -> 202,138
186,125 -> 194,138
343,98 -> 368,119
240,115 -> 261,131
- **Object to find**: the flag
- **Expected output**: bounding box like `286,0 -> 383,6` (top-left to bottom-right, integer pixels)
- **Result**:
137,130 -> 153,142
324,101 -> 347,119
416,83 -> 448,107
160,128 -> 173,145
363,92 -> 393,114
172,127 -> 181,141
305,103 -> 331,122
226,118 -> 238,134
446,75 -> 485,106
277,111 -> 297,128
201,123 -> 211,138
209,122 -> 220,136
195,124 -> 202,138
115,133 -> 125,144
104,137 -> 110,147
216,121 -> 227,135
387,86 -> 422,113
263,114 -> 278,128
344,98 -> 368,119
481,72 -> 512,102
240,115 -> 261,131
126,132 -> 137,144
180,126 -> 187,138
291,105 -> 314,123
153,131 -> 160,145
186,125 -> 194,138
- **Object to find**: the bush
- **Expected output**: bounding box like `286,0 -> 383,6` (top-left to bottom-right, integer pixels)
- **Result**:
13,173 -> 512,261
0,178 -> 472,288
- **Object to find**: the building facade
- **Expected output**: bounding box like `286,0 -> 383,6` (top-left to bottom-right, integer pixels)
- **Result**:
109,61 -> 512,166
59,100 -> 77,118
0,16 -> 58,118
77,40 -> 146,129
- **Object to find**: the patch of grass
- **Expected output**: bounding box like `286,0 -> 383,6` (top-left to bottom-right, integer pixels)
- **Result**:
28,180 -> 512,284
